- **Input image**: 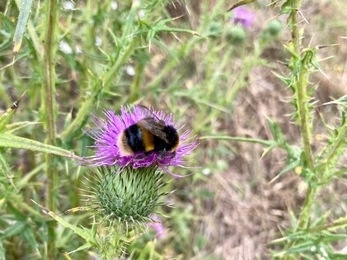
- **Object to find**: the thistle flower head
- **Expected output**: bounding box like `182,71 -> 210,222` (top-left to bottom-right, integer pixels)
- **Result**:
89,166 -> 168,229
86,165 -> 170,258
231,7 -> 255,28
84,105 -> 198,177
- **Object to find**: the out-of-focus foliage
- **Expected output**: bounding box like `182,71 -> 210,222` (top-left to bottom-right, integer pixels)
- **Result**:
1,0 -> 347,259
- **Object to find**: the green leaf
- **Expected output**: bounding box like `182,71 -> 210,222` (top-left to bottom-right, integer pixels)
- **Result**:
312,210 -> 330,228
325,216 -> 347,231
266,117 -> 286,146
0,153 -> 10,174
272,71 -> 292,87
0,134 -> 78,159
68,243 -> 93,255
0,105 -> 18,133
286,240 -> 315,253
283,42 -> 299,59
0,240 -> 5,260
321,233 -> 347,243
132,17 -> 200,40
13,0 -> 34,55
151,38 -> 177,61
302,47 -> 319,70
0,221 -> 27,239
31,200 -> 98,247
5,121 -> 41,134
0,92 -> 26,132
23,229 -> 38,250
279,0 -> 292,15
199,135 -> 275,147
7,202 -> 27,221
17,163 -> 44,189
0,13 -> 15,53
280,159 -> 300,177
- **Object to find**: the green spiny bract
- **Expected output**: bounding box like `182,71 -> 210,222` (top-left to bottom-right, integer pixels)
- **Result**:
85,165 -> 169,259
90,166 -> 168,228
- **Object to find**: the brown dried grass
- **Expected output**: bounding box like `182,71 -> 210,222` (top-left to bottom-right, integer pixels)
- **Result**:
191,1 -> 347,258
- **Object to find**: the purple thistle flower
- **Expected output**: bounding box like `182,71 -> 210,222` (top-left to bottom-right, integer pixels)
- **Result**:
231,7 -> 255,28
84,105 -> 198,178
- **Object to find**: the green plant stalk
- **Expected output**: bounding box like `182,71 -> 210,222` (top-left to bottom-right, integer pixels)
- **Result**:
292,61 -> 317,238
290,0 -> 315,232
199,135 -> 275,146
283,0 -> 316,257
296,66 -> 314,171
103,40 -> 138,89
42,0 -> 59,258
309,217 -> 347,233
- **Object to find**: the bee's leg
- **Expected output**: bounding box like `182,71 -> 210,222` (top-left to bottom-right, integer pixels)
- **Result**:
169,151 -> 176,158
132,152 -> 148,160
157,149 -> 167,160
144,151 -> 152,158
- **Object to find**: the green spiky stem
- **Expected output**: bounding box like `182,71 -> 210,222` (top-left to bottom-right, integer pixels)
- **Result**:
294,58 -> 316,232
284,0 -> 316,258
290,0 -> 315,230
42,0 -> 58,258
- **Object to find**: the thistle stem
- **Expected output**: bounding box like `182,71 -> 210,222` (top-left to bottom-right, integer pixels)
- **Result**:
283,0 -> 316,257
290,0 -> 315,232
42,0 -> 58,258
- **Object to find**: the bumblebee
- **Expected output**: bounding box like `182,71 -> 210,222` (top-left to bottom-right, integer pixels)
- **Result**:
117,115 -> 179,156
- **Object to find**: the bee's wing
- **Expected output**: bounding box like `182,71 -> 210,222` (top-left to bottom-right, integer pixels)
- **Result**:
138,118 -> 169,142
137,105 -> 162,120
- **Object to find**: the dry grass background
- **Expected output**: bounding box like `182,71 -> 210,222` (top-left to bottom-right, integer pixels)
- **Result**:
165,1 -> 347,259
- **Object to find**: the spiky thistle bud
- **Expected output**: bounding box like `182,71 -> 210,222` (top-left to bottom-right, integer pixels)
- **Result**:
85,165 -> 169,258
90,165 -> 168,229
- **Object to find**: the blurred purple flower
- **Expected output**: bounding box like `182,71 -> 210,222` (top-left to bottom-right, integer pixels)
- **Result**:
84,105 -> 198,178
231,7 -> 255,28
148,215 -> 166,239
